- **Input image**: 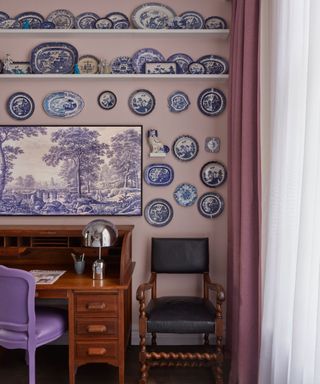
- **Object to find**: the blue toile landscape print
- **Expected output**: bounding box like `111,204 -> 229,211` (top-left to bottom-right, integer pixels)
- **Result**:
0,125 -> 142,216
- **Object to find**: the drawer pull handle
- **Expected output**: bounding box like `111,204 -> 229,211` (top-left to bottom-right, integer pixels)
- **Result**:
87,302 -> 106,310
87,325 -> 107,333
88,347 -> 106,356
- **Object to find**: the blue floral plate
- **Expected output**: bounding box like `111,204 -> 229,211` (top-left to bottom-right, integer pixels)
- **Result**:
46,9 -> 75,29
128,89 -> 155,115
198,192 -> 224,218
200,161 -> 227,188
174,183 -> 197,207
131,2 -> 176,29
168,91 -> 190,112
75,12 -> 99,29
132,47 -> 165,73
179,11 -> 204,29
167,53 -> 193,74
188,62 -> 206,74
197,88 -> 226,116
144,163 -> 174,186
7,92 -> 35,120
43,91 -> 84,118
145,198 -> 173,226
172,135 -> 199,161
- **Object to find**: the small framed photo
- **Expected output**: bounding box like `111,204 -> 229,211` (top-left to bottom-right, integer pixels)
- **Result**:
3,61 -> 31,74
145,62 -> 177,75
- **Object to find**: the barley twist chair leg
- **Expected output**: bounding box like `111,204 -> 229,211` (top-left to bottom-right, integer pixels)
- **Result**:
139,334 -> 149,384
151,332 -> 157,346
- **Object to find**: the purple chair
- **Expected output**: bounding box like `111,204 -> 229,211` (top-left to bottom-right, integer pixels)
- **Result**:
0,265 -> 67,384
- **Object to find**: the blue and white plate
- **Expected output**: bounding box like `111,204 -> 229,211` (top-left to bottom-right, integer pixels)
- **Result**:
31,42 -> 78,74
167,53 -> 193,74
179,11 -> 204,29
46,9 -> 75,29
198,88 -> 226,116
200,161 -> 227,188
172,135 -> 199,161
167,16 -> 186,29
113,19 -> 130,29
76,12 -> 99,29
205,16 -> 227,30
132,48 -> 165,74
131,3 -> 176,29
95,18 -> 113,29
43,91 -> 84,118
144,198 -> 173,227
128,89 -> 155,116
198,55 -> 229,74
168,91 -> 190,113
174,183 -> 197,207
7,92 -> 34,120
0,12 -> 9,23
105,12 -> 129,24
188,62 -> 206,74
15,12 -> 44,29
144,163 -> 174,186
205,137 -> 220,153
198,192 -> 224,218
98,91 -> 117,110
111,56 -> 135,74
0,19 -> 21,29
40,21 -> 56,29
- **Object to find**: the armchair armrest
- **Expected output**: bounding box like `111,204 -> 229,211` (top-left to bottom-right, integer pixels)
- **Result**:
136,272 -> 156,302
204,272 -> 225,303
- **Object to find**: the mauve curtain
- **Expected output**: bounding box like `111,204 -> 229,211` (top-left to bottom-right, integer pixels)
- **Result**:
227,1 -> 260,384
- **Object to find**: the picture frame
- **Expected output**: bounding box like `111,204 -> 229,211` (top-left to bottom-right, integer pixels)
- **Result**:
3,61 -> 31,74
0,125 -> 142,216
144,62 -> 177,74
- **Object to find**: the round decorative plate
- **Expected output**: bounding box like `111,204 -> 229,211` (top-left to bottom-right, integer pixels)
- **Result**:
43,91 -> 84,118
205,137 -> 220,153
205,16 -> 227,29
95,18 -> 113,29
75,12 -> 99,29
168,91 -> 190,113
198,55 -> 229,74
113,19 -> 130,29
179,11 -> 204,29
0,12 -> 9,23
167,16 -> 185,29
198,192 -> 224,218
46,9 -> 75,29
40,21 -> 56,29
111,56 -> 135,74
7,92 -> 35,120
128,89 -> 155,116
0,19 -> 21,29
98,91 -> 117,110
167,53 -> 193,74
132,47 -> 165,74
78,55 -> 99,74
105,12 -> 129,23
200,161 -> 227,188
174,183 -> 197,207
172,135 -> 199,161
188,62 -> 206,74
144,198 -> 173,227
15,12 -> 44,29
144,163 -> 174,186
197,88 -> 226,116
131,2 -> 176,29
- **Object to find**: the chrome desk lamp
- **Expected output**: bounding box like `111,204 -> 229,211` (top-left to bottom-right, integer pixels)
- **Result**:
82,219 -> 118,280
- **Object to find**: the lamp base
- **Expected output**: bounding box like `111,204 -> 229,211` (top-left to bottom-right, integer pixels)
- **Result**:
92,259 -> 105,280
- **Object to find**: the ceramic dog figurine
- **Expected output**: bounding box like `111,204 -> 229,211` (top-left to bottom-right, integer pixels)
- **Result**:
147,129 -> 170,157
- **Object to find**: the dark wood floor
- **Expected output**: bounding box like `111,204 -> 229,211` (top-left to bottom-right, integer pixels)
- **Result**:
0,345 -> 229,383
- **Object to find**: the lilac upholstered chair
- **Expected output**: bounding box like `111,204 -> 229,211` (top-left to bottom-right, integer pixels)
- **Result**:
0,265 -> 67,384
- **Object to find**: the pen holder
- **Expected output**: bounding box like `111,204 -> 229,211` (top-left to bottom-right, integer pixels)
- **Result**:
74,260 -> 85,275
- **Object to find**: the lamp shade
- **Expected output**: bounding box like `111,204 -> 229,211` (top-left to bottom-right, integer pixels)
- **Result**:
82,219 -> 118,248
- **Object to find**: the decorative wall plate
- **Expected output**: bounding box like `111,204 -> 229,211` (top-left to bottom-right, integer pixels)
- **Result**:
205,137 -> 220,153
0,12 -> 9,22
113,19 -> 130,29
7,92 -> 34,120
179,11 -> 204,29
144,163 -> 174,186
15,12 -> 44,29
46,9 -> 75,29
78,55 -> 99,74
94,18 -> 113,29
128,89 -> 155,116
205,16 -> 227,29
131,3 -> 176,29
167,53 -> 193,74
145,62 -> 177,74
105,12 -> 129,23
3,61 -> 31,74
188,62 -> 206,74
43,91 -> 84,118
0,19 -> 21,29
167,16 -> 186,29
111,56 -> 135,74
200,161 -> 227,188
98,91 -> 117,110
197,88 -> 226,116
132,47 -> 165,74
40,21 -> 56,29
198,192 -> 224,218
31,42 -> 78,74
144,198 -> 173,227
172,135 -> 199,161
174,183 -> 197,207
168,91 -> 190,112
75,12 -> 99,29
198,55 -> 229,74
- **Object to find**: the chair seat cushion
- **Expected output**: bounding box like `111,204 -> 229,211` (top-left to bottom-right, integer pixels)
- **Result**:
146,296 -> 216,334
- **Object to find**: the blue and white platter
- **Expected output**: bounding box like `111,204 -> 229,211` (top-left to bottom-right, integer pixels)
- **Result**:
179,11 -> 204,29
205,16 -> 227,30
188,62 -> 206,75
172,135 -> 199,161
197,192 -> 224,219
132,47 -> 165,74
105,12 -> 129,24
0,12 -> 9,22
167,53 -> 193,74
40,21 -> 56,29
43,91 -> 84,118
31,42 -> 78,74
95,18 -> 113,29
98,91 -> 117,110
144,198 -> 173,227
131,2 -> 176,29
198,88 -> 226,116
0,19 -> 20,29
76,12 -> 99,29
7,92 -> 35,120
128,89 -> 155,116
168,91 -> 190,113
200,161 -> 227,188
198,55 -> 229,74
111,56 -> 135,74
144,163 -> 174,186
46,9 -> 75,29
174,183 -> 197,207
113,19 -> 130,29
15,12 -> 44,29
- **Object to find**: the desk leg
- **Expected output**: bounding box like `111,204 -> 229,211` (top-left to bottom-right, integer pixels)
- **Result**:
118,362 -> 125,384
68,291 -> 76,384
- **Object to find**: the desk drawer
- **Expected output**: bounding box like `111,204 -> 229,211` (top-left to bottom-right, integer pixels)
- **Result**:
76,318 -> 118,337
76,341 -> 118,361
75,293 -> 118,316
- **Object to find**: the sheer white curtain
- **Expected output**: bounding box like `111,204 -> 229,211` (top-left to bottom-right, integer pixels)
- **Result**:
259,0 -> 320,383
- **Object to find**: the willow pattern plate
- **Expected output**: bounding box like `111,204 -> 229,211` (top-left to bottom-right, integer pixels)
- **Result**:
43,91 -> 84,118
205,16 -> 227,29
172,135 -> 199,161
167,53 -> 193,74
0,12 -> 9,23
179,11 -> 204,29
75,12 -> 99,29
15,12 -> 44,28
144,198 -> 173,227
198,192 -> 224,218
111,56 -> 135,74
168,91 -> 190,113
131,2 -> 176,29
197,88 -> 226,116
95,18 -> 113,29
132,47 -> 165,74
144,163 -> 174,186
200,161 -> 227,188
98,91 -> 117,110
197,55 -> 229,74
128,89 -> 155,116
46,9 -> 75,29
7,92 -> 35,120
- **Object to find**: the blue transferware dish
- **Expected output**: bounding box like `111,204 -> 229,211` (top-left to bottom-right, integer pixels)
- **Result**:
205,16 -> 227,29
200,161 -> 227,188
113,19 -> 130,29
132,47 -> 165,74
95,18 -> 113,29
15,12 -> 44,29
0,18 -> 21,29
30,42 -> 78,74
172,135 -> 199,161
188,62 -> 206,74
179,11 -> 204,29
111,56 -> 135,74
43,91 -> 84,118
0,11 -> 9,22
98,91 -> 117,110
198,88 -> 226,116
105,12 -> 129,24
131,2 -> 176,29
128,89 -> 155,116
144,198 -> 173,227
144,163 -> 174,186
75,12 -> 99,29
167,16 -> 186,29
174,183 -> 197,207
168,91 -> 190,113
167,53 -> 193,74
205,137 -> 220,153
197,192 -> 224,218
7,92 -> 35,120
40,21 -> 56,29
197,54 -> 229,74
46,9 -> 75,29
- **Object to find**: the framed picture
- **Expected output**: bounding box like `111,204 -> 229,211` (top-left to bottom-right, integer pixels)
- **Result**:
3,61 -> 31,74
0,125 -> 142,216
144,62 -> 177,74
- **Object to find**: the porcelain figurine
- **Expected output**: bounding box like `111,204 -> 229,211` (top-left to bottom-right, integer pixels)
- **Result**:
147,129 -> 169,157
3,54 -> 13,73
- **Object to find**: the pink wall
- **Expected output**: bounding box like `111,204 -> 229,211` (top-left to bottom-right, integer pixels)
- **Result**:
0,0 -> 231,340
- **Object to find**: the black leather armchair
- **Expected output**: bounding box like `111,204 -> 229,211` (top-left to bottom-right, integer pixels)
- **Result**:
136,238 -> 225,384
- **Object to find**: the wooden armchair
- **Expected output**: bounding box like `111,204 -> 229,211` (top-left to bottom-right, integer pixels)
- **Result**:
136,238 -> 225,384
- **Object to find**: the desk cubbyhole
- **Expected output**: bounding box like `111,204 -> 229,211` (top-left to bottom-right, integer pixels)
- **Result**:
19,237 -> 31,247
69,237 -> 83,247
5,236 -> 18,247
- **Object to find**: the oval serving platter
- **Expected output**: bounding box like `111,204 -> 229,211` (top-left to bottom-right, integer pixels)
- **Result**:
7,92 -> 35,120
197,88 -> 226,116
131,2 -> 176,29
200,161 -> 227,188
46,9 -> 75,29
43,91 -> 84,118
75,12 -> 99,29
197,54 -> 229,74
174,183 -> 197,207
144,198 -> 173,227
144,163 -> 174,186
172,135 -> 199,161
197,192 -> 224,219
30,42 -> 78,74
